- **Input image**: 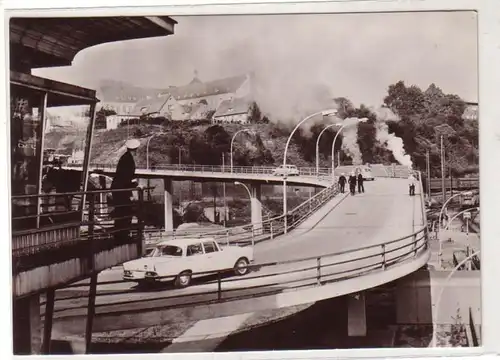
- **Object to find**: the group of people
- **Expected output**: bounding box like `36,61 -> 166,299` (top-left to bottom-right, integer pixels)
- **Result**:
338,171 -> 364,196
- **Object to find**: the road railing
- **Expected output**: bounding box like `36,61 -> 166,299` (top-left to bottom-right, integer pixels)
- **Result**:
48,220 -> 428,317
142,182 -> 341,248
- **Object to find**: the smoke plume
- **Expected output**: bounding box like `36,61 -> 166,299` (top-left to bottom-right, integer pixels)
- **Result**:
375,121 -> 413,168
340,117 -> 365,165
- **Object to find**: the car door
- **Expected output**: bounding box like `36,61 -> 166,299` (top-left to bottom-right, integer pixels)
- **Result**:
202,241 -> 222,272
185,242 -> 206,276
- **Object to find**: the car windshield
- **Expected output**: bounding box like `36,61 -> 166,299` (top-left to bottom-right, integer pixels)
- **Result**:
145,245 -> 183,257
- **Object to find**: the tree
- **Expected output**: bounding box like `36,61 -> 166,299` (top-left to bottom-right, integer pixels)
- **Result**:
249,102 -> 262,123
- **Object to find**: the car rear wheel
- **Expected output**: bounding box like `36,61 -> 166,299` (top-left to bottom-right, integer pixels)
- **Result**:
234,257 -> 250,276
174,271 -> 192,288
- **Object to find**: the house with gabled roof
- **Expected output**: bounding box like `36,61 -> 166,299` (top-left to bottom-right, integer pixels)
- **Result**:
213,97 -> 254,124
129,71 -> 254,121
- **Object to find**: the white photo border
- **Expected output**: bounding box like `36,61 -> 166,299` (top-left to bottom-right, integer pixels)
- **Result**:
1,1 -> 498,360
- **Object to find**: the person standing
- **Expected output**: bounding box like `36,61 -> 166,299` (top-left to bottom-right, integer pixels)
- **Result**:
338,173 -> 347,193
111,139 -> 140,240
408,172 -> 416,196
357,172 -> 365,193
348,172 -> 357,196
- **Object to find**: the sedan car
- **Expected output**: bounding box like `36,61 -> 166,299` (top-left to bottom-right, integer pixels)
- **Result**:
123,238 -> 254,288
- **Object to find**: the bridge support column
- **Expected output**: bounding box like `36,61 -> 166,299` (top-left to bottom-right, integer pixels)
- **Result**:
163,178 -> 174,232
250,183 -> 263,235
13,294 -> 41,354
347,292 -> 367,337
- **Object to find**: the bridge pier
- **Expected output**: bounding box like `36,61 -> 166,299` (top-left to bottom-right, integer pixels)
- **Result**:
13,294 -> 42,354
250,182 -> 263,235
163,178 -> 174,232
347,292 -> 367,337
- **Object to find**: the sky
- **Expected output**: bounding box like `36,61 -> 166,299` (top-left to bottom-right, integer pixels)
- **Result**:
34,11 -> 478,119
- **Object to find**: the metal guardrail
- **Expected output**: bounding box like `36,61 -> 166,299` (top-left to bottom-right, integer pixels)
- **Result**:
47,169 -> 427,315
142,182 -> 341,247
50,220 -> 428,313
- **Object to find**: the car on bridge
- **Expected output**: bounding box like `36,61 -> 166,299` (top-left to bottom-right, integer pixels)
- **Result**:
358,166 -> 375,181
122,238 -> 254,288
272,164 -> 300,176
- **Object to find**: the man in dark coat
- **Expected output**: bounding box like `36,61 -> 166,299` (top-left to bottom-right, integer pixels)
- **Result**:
111,139 -> 140,240
338,173 -> 347,193
357,172 -> 365,193
348,172 -> 357,196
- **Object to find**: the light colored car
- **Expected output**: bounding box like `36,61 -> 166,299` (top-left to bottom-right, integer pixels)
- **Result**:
272,164 -> 300,176
122,238 -> 254,288
358,167 -> 375,181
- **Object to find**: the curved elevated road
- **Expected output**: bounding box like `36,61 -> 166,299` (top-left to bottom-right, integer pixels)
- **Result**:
51,177 -> 428,334
63,165 -> 333,187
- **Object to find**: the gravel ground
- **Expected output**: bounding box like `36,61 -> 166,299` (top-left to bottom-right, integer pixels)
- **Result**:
87,303 -> 314,345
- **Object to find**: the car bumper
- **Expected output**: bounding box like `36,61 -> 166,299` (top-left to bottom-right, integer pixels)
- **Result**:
123,270 -> 158,281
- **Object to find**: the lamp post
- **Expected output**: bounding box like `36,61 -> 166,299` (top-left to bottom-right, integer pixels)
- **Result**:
315,123 -> 338,176
438,206 -> 479,269
234,181 -> 252,199
330,118 -> 367,180
431,249 -> 481,347
438,191 -> 471,231
230,129 -> 255,173
282,109 -> 338,233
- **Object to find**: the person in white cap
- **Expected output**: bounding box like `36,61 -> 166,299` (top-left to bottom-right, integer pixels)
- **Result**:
111,138 -> 140,240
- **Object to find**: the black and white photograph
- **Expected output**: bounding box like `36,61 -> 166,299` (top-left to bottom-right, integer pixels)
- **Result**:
8,8 -> 481,355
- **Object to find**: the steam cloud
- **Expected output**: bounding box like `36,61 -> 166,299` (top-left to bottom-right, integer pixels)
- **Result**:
375,121 -> 413,168
340,117 -> 366,166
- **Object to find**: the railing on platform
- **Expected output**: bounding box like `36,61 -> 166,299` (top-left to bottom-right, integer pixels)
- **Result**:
11,188 -> 147,261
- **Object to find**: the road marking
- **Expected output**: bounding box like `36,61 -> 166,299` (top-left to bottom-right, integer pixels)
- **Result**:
163,312 -> 253,352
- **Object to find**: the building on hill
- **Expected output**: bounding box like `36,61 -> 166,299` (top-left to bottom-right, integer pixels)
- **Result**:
97,79 -> 163,125
462,102 -> 478,121
212,97 -> 253,124
129,71 -> 254,121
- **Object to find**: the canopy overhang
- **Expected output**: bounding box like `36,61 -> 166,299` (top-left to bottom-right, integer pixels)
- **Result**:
10,16 -> 177,70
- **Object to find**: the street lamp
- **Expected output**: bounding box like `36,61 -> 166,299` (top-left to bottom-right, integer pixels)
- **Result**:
230,129 -> 255,173
315,123 -> 338,176
234,181 -> 252,199
431,249 -> 480,347
330,118 -> 368,180
438,191 -> 471,231
282,109 -> 338,233
438,206 -> 479,269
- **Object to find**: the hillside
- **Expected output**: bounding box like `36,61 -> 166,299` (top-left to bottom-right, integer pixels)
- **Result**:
44,80 -> 479,177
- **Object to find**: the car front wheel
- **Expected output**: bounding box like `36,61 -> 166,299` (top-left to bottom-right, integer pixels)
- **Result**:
174,271 -> 192,288
234,257 -> 250,276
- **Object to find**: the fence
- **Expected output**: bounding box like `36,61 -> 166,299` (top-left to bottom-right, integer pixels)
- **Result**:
49,191 -> 428,317
142,182 -> 341,247
11,188 -> 148,268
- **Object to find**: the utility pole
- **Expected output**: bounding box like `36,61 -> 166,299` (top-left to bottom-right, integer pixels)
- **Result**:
426,150 -> 431,200
440,135 -> 446,204
222,153 -> 227,227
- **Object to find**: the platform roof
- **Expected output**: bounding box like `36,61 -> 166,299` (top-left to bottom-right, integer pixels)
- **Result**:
10,16 -> 177,69
10,70 -> 99,107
